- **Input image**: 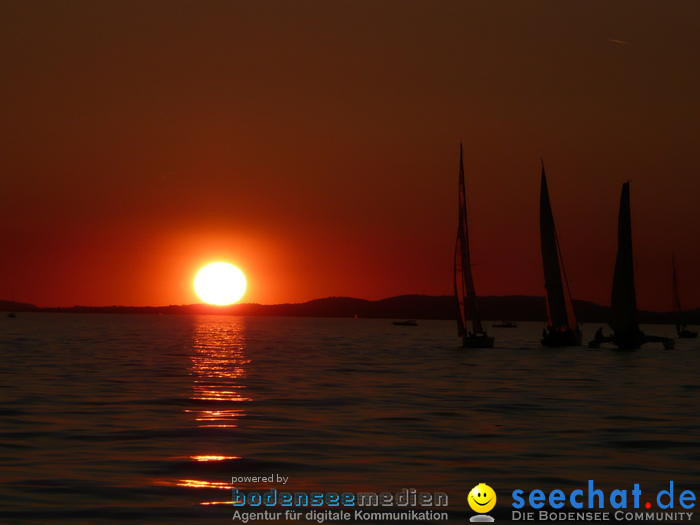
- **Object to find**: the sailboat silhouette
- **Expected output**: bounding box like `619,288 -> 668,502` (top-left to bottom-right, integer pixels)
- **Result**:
539,161 -> 582,347
588,182 -> 674,350
454,144 -> 494,348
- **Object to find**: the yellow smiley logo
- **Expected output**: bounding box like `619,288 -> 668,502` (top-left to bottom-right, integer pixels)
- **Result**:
468,483 -> 496,514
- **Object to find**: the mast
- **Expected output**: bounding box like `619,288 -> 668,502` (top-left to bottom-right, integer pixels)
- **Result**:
610,182 -> 638,337
454,144 -> 483,335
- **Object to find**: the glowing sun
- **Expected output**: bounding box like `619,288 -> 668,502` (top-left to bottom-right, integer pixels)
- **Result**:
194,262 -> 247,305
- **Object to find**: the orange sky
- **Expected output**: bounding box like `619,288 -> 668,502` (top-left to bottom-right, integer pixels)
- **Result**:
1,1 -> 699,309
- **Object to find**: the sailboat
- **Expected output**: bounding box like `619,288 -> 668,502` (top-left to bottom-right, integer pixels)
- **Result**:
588,182 -> 674,349
454,144 -> 494,348
672,255 -> 697,338
539,162 -> 581,346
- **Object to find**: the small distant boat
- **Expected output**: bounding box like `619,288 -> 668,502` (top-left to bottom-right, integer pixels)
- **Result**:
672,255 -> 697,339
677,327 -> 698,339
588,182 -> 673,350
539,162 -> 581,347
454,144 -> 494,348
493,321 -> 518,328
393,320 -> 418,327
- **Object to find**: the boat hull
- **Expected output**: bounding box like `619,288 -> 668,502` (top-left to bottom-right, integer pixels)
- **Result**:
541,328 -> 582,347
462,334 -> 495,348
393,320 -> 418,327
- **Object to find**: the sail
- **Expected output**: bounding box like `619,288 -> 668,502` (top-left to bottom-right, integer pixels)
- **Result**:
454,236 -> 466,337
539,164 -> 577,330
610,182 -> 638,336
454,144 -> 483,335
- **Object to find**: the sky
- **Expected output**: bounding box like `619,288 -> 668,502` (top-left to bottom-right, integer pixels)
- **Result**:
1,1 -> 699,309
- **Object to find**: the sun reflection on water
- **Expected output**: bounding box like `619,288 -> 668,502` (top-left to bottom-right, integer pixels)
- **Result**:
154,479 -> 234,490
159,317 -> 252,503
189,318 -> 252,428
190,455 -> 240,462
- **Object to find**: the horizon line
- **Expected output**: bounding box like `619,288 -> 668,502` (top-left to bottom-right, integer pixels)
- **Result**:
1,294 -> 696,315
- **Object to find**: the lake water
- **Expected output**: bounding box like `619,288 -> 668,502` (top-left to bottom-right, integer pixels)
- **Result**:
0,314 -> 698,523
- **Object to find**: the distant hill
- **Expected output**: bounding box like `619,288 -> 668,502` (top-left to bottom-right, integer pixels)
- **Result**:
3,295 -> 697,324
0,300 -> 37,312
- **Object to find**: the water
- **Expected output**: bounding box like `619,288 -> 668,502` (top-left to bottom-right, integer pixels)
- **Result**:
0,314 -> 698,523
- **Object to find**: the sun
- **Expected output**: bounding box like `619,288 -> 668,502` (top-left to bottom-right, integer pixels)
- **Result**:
194,262 -> 247,306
